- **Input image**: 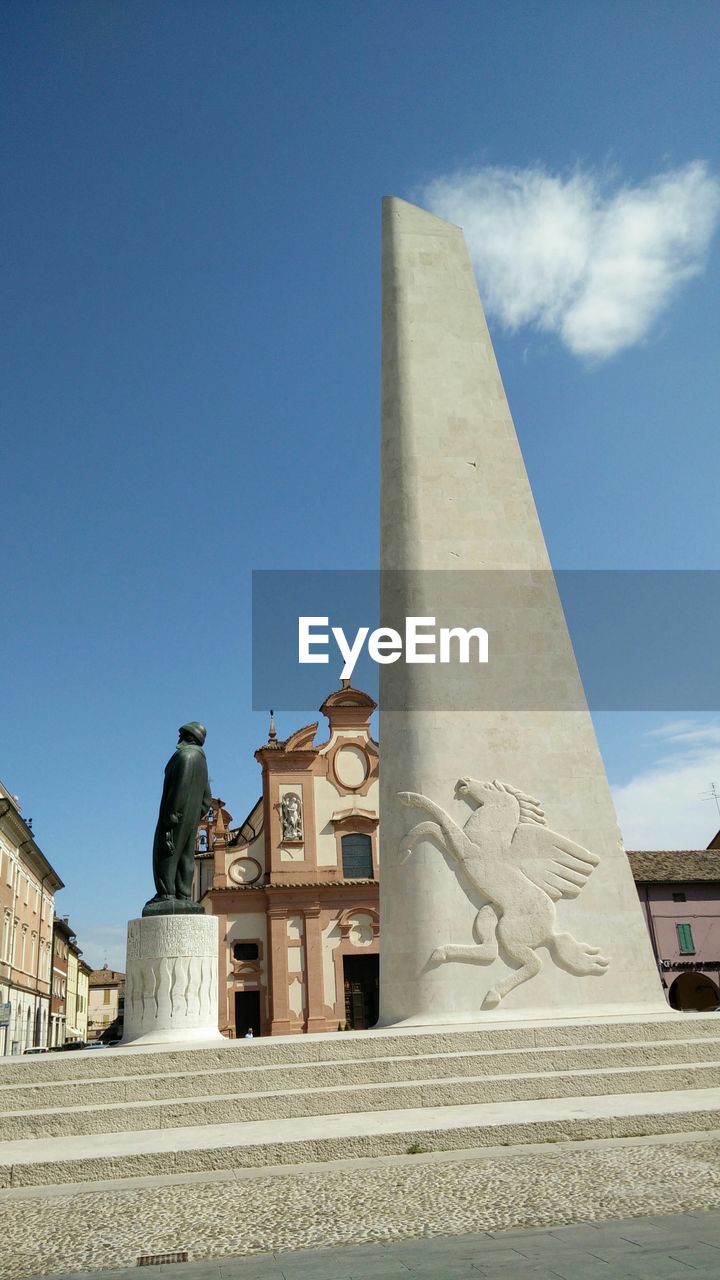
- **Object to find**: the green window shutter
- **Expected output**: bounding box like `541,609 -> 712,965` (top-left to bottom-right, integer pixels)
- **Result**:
676,923 -> 695,954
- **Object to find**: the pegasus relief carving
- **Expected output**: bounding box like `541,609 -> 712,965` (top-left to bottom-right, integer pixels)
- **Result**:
399,778 -> 610,1009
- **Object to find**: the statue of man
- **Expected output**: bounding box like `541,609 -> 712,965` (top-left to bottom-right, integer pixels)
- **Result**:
143,722 -> 212,916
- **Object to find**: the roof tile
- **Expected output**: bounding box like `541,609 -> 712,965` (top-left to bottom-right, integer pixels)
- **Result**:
626,849 -> 720,882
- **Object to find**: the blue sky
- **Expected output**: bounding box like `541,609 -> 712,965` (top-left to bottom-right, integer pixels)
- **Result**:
2,2 -> 719,968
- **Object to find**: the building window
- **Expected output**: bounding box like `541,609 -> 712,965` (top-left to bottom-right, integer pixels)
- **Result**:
341,833 -> 373,879
676,923 -> 695,955
233,942 -> 259,962
103,989 -> 111,1005
672,892 -> 687,903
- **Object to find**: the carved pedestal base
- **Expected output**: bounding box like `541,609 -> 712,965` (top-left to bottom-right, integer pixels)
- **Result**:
121,914 -> 223,1046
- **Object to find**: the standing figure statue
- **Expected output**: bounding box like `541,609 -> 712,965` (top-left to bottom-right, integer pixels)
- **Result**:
281,792 -> 303,841
143,722 -> 212,916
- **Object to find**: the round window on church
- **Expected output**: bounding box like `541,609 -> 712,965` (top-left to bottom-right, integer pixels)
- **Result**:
228,857 -> 261,886
334,745 -> 369,789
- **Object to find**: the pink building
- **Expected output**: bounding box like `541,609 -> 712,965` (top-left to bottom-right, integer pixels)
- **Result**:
628,834 -> 720,1011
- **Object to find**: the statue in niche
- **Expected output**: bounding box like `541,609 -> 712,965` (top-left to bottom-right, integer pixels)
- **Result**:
143,722 -> 212,917
399,778 -> 610,1009
281,792 -> 303,841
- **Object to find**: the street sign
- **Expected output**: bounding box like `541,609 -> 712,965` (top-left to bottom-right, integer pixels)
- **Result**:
0,1002 -> 11,1028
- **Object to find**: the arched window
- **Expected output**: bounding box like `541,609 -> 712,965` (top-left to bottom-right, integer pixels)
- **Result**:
341,833 -> 373,879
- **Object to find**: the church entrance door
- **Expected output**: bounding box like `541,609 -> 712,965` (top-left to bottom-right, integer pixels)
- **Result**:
343,955 -> 379,1029
235,990 -> 261,1038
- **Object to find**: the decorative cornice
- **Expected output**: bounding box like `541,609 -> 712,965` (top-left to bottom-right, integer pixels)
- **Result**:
284,723 -> 319,752
320,684 -> 377,714
268,878 -> 378,888
210,879 -> 378,891
0,803 -> 64,891
255,722 -> 319,762
330,807 -> 378,827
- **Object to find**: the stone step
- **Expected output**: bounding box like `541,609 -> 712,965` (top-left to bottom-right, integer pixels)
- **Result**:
2,1087 -> 719,1187
1,1013 -> 719,1087
1,1035 -> 719,1113
4,1057 -> 720,1141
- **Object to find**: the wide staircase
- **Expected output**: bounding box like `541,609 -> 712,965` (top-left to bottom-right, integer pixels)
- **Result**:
2,1013 -> 720,1189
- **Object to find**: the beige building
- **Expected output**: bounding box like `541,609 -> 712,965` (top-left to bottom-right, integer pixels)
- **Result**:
87,967 -> 125,1042
0,782 -> 64,1054
76,958 -> 91,1042
65,940 -> 79,1043
64,931 -> 89,1043
195,683 -> 379,1036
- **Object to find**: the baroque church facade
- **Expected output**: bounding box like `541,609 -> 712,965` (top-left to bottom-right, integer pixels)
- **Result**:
193,682 -> 379,1037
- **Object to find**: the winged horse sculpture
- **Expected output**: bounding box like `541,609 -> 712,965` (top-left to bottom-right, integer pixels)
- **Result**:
398,778 -> 610,1009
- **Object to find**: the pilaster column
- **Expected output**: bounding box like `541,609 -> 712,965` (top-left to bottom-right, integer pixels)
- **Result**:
268,907 -> 291,1035
303,904 -> 326,1033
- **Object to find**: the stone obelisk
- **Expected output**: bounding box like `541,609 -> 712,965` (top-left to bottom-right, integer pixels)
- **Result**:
379,197 -> 667,1026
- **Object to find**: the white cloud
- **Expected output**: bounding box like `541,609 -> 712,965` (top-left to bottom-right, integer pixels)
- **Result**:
612,719 -> 720,848
646,721 -> 720,747
421,162 -> 720,360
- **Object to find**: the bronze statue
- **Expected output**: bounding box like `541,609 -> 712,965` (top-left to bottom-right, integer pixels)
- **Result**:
142,722 -> 212,916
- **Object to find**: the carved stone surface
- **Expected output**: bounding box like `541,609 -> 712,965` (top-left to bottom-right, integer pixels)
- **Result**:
281,792 -> 303,841
399,778 -> 610,1009
122,914 -> 223,1045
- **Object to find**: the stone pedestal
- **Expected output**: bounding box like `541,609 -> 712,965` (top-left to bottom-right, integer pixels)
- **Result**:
121,913 -> 223,1046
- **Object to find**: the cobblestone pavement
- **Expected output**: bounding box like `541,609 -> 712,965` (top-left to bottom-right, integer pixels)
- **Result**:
3,1134 -> 720,1280
30,1208 -> 720,1280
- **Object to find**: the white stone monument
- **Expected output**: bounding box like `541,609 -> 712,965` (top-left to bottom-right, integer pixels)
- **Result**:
121,913 -> 223,1046
379,197 -> 668,1026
